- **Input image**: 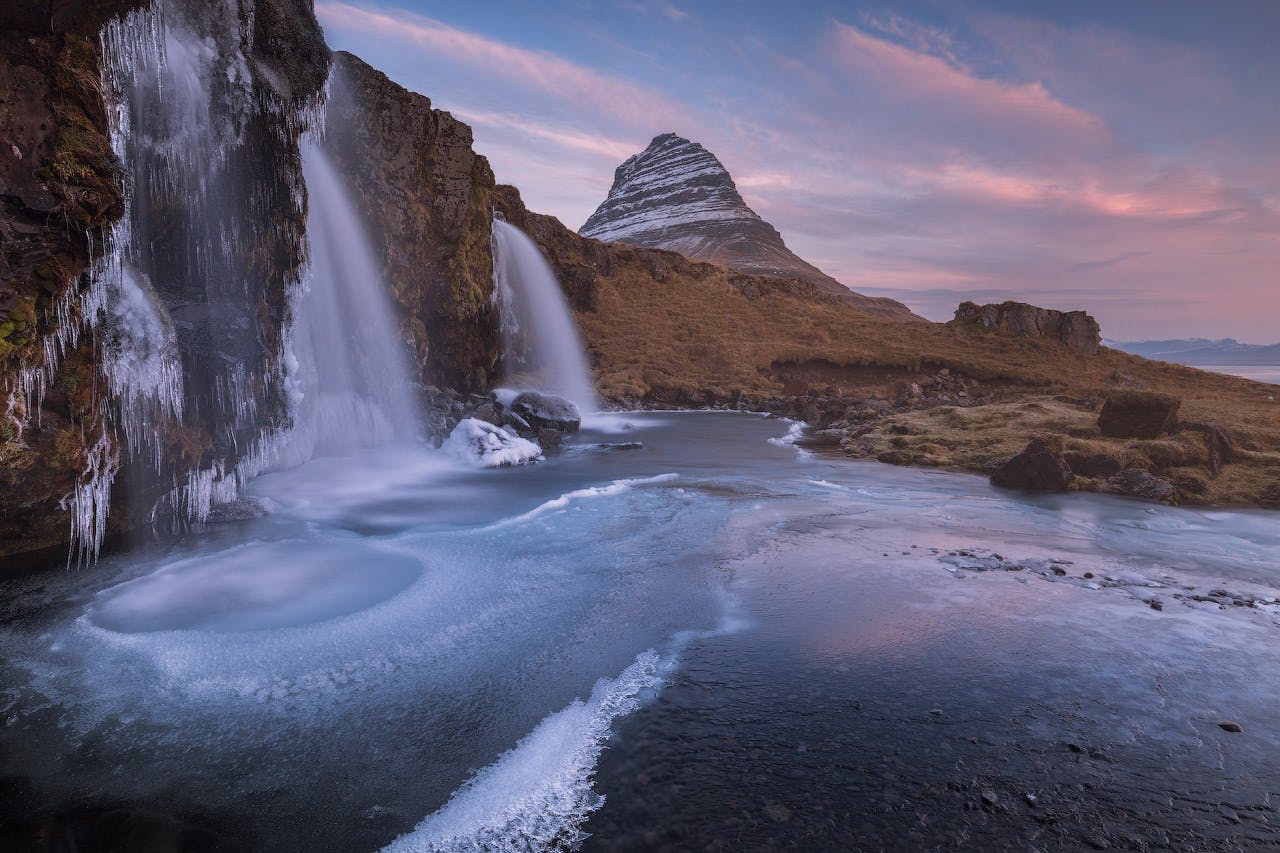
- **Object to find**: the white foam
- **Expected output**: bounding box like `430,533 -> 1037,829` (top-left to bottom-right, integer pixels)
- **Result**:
488,474 -> 678,529
382,648 -> 675,853
768,419 -> 813,458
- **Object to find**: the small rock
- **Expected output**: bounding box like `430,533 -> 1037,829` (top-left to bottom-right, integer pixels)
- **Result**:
981,790 -> 999,806
1218,721 -> 1243,733
1148,598 -> 1163,611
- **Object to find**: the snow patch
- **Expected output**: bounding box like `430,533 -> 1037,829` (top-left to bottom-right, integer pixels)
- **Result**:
444,418 -> 543,468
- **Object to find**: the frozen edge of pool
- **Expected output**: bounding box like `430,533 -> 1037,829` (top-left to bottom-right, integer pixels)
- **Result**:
382,615 -> 747,853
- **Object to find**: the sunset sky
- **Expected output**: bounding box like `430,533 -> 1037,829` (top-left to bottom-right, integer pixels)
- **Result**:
316,1 -> 1280,342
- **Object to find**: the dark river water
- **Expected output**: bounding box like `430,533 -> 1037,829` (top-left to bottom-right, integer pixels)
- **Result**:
2,413 -> 1278,851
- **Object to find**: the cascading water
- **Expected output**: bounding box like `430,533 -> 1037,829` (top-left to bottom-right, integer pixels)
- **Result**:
491,219 -> 599,413
15,0 -> 418,563
286,142 -> 422,456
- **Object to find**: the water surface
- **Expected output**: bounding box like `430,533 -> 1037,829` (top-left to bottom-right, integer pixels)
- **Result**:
2,413 -> 1278,851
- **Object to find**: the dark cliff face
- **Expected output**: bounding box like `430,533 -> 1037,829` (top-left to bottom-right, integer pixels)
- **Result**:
580,133 -> 917,320
0,0 -> 330,567
324,52 -> 501,393
1,1 -> 142,565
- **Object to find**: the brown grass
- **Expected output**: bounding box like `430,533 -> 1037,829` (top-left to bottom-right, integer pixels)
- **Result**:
573,254 -> 1280,508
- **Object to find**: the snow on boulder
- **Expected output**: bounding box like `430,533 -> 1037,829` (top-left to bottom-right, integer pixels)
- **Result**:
444,418 -> 543,468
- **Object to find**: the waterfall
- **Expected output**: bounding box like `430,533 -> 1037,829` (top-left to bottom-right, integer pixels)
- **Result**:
288,142 -> 422,454
42,0 -> 414,562
491,220 -> 599,413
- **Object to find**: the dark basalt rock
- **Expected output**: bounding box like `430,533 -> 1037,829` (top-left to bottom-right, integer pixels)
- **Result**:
990,439 -> 1074,492
510,392 -> 581,434
579,133 -> 916,319
1104,468 -> 1179,504
1097,390 -> 1181,439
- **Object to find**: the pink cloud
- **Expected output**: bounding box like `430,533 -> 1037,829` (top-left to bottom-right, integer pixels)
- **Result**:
315,2 -> 687,131
828,21 -> 1106,142
452,109 -> 640,161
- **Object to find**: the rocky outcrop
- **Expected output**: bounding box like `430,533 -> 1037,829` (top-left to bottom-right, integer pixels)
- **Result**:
580,133 -> 916,319
1097,390 -> 1181,439
323,52 -> 500,393
951,301 -> 1101,354
990,439 -> 1074,492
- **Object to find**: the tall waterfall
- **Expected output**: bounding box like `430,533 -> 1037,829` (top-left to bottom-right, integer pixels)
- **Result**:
23,0 -> 419,563
289,143 -> 421,455
491,220 -> 599,412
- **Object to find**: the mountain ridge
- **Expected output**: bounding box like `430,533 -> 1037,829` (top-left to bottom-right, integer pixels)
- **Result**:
580,133 -> 917,320
1108,338 -> 1280,365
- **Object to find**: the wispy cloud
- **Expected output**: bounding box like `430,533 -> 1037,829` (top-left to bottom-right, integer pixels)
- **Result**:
452,108 -> 639,161
317,2 -> 1280,340
316,2 -> 686,130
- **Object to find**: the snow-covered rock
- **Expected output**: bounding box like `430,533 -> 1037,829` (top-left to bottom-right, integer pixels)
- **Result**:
444,418 -> 543,468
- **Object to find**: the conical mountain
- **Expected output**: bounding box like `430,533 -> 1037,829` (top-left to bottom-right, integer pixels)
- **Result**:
580,133 -> 915,318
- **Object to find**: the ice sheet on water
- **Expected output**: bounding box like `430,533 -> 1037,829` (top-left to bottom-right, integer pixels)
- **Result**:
87,540 -> 423,634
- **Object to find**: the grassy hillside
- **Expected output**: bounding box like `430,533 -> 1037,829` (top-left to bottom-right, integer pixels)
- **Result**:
493,185 -> 1280,508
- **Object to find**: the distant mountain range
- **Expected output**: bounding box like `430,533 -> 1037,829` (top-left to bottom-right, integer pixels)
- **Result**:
1107,338 -> 1280,365
579,133 -> 917,319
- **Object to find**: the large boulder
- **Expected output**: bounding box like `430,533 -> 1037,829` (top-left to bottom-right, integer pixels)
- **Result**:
443,418 -> 542,468
1097,390 -> 1181,439
990,439 -> 1074,492
509,391 -> 582,433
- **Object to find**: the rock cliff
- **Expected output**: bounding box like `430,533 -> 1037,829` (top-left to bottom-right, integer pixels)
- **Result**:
580,133 -> 916,319
951,301 -> 1102,354
0,0 -> 329,567
323,52 -> 501,392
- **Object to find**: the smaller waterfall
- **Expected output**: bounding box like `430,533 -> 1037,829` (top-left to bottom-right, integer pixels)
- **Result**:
491,220 -> 599,412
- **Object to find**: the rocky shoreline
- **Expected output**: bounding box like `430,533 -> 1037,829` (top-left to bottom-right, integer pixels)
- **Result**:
585,373 -> 1279,510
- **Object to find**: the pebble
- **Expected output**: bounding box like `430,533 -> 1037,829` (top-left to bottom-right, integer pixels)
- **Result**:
1218,721 -> 1243,733
981,790 -> 999,806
